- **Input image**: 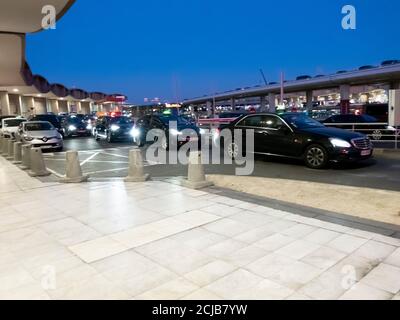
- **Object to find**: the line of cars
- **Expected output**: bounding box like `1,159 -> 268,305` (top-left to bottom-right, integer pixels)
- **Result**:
1,111 -> 377,169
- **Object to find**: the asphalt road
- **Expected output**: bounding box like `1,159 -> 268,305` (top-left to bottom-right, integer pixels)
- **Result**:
42,136 -> 400,192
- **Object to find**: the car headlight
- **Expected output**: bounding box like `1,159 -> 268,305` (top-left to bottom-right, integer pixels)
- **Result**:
199,128 -> 206,135
68,125 -> 77,131
111,125 -> 120,131
387,126 -> 396,131
170,129 -> 183,136
86,124 -> 93,130
24,135 -> 34,141
130,128 -> 140,137
330,138 -> 352,148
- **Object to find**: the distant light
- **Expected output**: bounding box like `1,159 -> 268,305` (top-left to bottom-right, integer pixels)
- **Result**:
13,88 -> 19,92
37,94 -> 42,97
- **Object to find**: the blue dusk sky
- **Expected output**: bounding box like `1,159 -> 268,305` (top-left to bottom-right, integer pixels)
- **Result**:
26,0 -> 400,103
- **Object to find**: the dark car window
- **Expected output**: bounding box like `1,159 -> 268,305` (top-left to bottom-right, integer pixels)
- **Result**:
4,119 -> 26,127
30,115 -> 60,127
109,117 -> 133,125
67,117 -> 85,124
259,116 -> 284,129
282,114 -> 324,129
238,116 -> 264,127
361,115 -> 379,123
25,123 -> 54,131
158,115 -> 191,126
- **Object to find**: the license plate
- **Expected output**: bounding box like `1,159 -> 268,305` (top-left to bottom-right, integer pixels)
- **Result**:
361,150 -> 371,156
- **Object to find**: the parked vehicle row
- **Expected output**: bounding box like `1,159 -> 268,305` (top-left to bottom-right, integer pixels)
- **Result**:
0,112 -> 377,169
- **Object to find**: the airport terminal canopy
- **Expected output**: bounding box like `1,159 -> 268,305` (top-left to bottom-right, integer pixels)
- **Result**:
0,0 -> 75,33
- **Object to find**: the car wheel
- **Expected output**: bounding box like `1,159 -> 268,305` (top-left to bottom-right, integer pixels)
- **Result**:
226,141 -> 240,159
304,144 -> 328,169
371,130 -> 382,141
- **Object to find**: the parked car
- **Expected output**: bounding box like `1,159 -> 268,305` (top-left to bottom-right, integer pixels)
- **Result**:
94,116 -> 134,142
1,117 -> 26,138
28,114 -> 63,136
133,114 -> 201,150
61,116 -> 92,138
18,121 -> 63,151
322,114 -> 396,141
0,115 -> 17,136
217,113 -> 373,169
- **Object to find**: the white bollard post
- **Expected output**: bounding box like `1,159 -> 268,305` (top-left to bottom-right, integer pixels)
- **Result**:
12,142 -> 23,164
28,147 -> 51,177
61,151 -> 89,183
1,137 -> 9,156
182,151 -> 213,189
6,139 -> 16,160
19,144 -> 32,170
124,149 -> 150,182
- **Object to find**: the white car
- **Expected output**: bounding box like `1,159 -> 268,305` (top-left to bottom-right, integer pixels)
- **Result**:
19,121 -> 63,151
1,117 -> 27,139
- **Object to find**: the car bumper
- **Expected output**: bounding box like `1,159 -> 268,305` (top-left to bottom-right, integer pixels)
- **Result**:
330,148 -> 374,163
111,132 -> 133,140
24,139 -> 63,150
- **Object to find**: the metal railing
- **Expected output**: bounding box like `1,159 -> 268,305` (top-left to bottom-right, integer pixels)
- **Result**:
324,123 -> 399,149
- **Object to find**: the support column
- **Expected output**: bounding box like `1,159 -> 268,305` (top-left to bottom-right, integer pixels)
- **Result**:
206,101 -> 213,117
49,100 -> 59,114
260,96 -> 267,112
0,92 -> 11,115
21,96 -> 34,117
268,93 -> 276,113
340,84 -> 351,114
306,90 -> 313,111
230,97 -> 236,111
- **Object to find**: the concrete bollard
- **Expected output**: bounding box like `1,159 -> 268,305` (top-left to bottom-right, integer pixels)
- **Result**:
124,149 -> 150,182
61,151 -> 89,183
1,137 -> 9,156
12,142 -> 23,164
19,144 -> 32,170
182,151 -> 213,189
0,135 -> 3,152
6,139 -> 16,160
28,147 -> 51,177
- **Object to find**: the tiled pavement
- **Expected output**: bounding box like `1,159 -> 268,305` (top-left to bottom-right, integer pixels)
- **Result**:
1,157 -> 400,300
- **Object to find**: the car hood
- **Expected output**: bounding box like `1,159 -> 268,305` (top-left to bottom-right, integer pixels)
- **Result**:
299,126 -> 365,140
26,130 -> 59,138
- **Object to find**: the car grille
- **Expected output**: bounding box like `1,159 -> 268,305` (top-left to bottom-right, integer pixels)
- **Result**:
352,138 -> 372,150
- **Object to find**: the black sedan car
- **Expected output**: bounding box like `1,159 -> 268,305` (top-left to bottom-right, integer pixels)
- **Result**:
94,116 -> 134,142
218,113 -> 373,169
28,114 -> 63,136
60,116 -> 92,138
322,114 -> 397,141
133,114 -> 201,150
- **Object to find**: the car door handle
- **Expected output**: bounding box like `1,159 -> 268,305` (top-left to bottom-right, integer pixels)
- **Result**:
255,130 -> 268,135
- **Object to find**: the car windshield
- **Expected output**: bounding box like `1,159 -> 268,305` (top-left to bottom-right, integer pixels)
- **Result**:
67,117 -> 85,124
159,116 -> 191,126
282,114 -> 324,129
4,119 -> 26,127
25,123 -> 54,131
33,116 -> 59,125
110,117 -> 132,125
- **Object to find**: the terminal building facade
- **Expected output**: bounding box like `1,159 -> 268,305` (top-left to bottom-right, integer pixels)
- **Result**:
0,0 -> 126,117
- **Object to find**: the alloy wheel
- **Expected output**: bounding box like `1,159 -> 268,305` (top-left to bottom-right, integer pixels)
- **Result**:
306,147 -> 325,168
